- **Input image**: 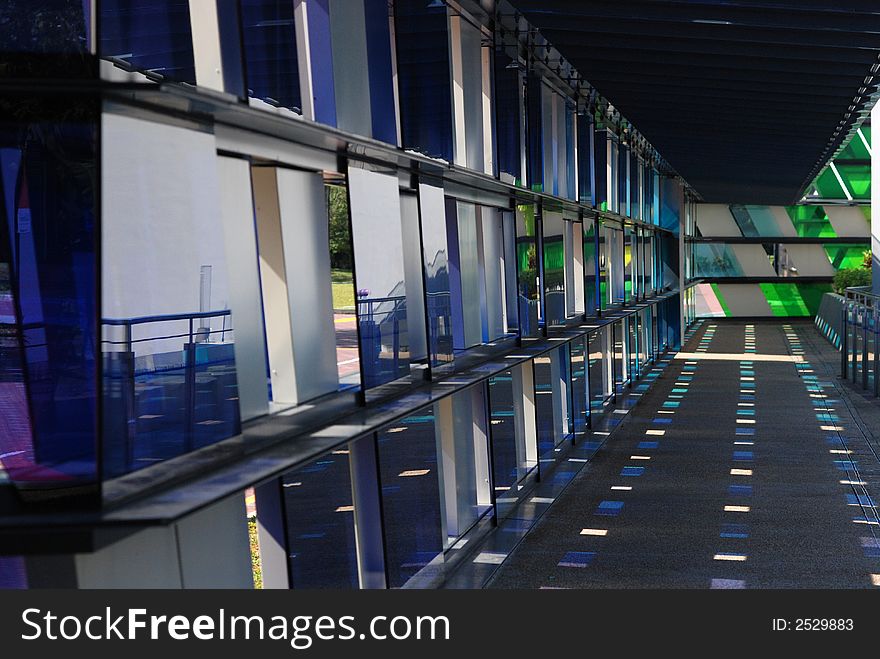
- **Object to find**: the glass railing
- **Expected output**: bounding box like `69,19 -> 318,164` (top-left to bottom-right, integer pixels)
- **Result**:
101,309 -> 240,479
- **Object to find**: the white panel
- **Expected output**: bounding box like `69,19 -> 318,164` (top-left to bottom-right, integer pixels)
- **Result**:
401,192 -> 427,360
276,168 -> 340,402
729,244 -> 777,277
457,201 -> 483,347
571,222 -> 585,314
460,18 -> 485,172
479,207 -> 505,341
781,244 -> 836,277
696,204 -> 741,236
769,207 -> 798,237
174,494 -> 253,588
826,206 -> 870,237
715,284 -> 773,316
348,168 -> 407,300
102,114 -> 230,357
293,0 -> 316,120
448,14 -> 467,167
542,84 -> 554,193
75,526 -> 182,588
214,125 -> 337,173
188,0 -> 224,92
481,44 -> 494,175
217,157 -> 270,421
329,0 -> 372,137
252,168 -> 298,404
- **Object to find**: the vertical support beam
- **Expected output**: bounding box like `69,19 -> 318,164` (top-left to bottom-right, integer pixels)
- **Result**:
512,361 -> 538,467
251,167 -> 298,405
873,101 -> 880,294
253,479 -> 290,589
217,156 -> 269,422
348,435 -> 387,589
448,12 -> 467,167
188,0 -> 225,92
293,0 -> 316,120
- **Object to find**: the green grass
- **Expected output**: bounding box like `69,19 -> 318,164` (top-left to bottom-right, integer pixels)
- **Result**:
331,270 -> 355,309
248,517 -> 262,589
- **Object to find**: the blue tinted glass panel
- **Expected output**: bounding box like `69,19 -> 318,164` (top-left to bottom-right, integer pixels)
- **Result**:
0,95 -> 98,491
588,329 -> 608,413
395,1 -> 452,161
376,407 -> 443,588
241,0 -> 301,111
101,0 -> 196,84
569,337 -> 589,441
283,450 -> 359,589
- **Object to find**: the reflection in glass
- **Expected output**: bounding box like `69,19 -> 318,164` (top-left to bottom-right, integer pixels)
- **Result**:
542,211 -> 565,325
102,114 -> 240,478
583,220 -> 598,314
282,450 -> 359,589
569,337 -> 589,442
418,182 -> 453,366
534,346 -> 571,456
0,95 -> 98,490
241,0 -> 301,111
348,167 -> 409,388
101,0 -> 196,84
488,369 -> 537,516
376,407 -> 443,588
588,329 -> 611,413
515,204 -> 540,336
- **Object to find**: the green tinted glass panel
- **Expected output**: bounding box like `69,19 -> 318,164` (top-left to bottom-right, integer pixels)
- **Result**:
813,169 -> 847,199
835,164 -> 871,200
824,244 -> 869,270
785,205 -> 836,238
759,283 -> 831,317
710,283 -> 732,317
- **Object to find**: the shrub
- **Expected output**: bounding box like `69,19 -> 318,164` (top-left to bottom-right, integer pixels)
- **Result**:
832,267 -> 872,294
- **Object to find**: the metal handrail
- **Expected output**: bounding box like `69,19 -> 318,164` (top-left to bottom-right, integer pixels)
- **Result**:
841,286 -> 879,396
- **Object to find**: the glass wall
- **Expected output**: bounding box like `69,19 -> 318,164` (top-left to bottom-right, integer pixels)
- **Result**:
282,448 -> 360,589
534,345 -> 571,457
584,220 -> 598,314
588,328 -> 612,413
542,211 -> 566,325
516,204 -> 540,336
376,407 -> 444,588
488,369 -> 537,517
101,0 -> 196,84
569,337 -> 589,442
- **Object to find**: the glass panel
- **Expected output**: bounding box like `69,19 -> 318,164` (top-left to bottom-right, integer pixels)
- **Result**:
0,94 -> 98,490
588,329 -> 611,414
376,407 -> 444,588
613,320 -> 626,391
326,183 -> 360,387
418,182 -> 454,366
100,0 -> 196,84
440,386 -> 492,540
569,337 -> 589,442
282,449 -> 359,589
542,211 -> 565,325
241,0 -> 302,112
624,225 -> 634,303
488,369 -> 536,517
693,243 -> 745,278
583,220 -> 598,314
515,204 -> 540,336
102,114 -> 240,478
348,167 -> 409,388
534,345 -> 571,457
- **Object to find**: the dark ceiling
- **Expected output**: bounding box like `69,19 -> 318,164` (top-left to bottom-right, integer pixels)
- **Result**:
509,0 -> 880,203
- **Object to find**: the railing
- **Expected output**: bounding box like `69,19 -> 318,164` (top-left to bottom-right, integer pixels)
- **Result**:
101,310 -> 239,479
841,286 -> 878,395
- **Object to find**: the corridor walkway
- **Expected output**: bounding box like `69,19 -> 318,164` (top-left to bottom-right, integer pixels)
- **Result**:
488,320 -> 880,589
